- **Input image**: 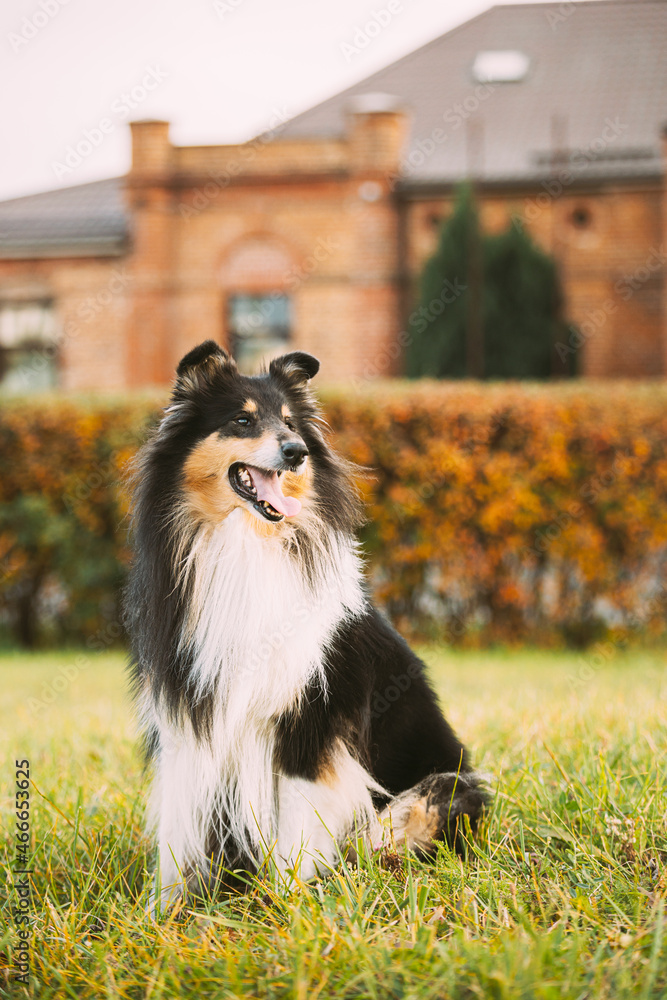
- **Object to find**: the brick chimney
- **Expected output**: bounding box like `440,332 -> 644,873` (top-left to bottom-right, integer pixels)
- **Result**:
346,93 -> 409,174
125,120 -> 174,386
129,119 -> 173,176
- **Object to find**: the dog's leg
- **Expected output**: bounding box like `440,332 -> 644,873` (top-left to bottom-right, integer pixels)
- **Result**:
275,777 -> 339,881
145,726 -> 216,913
276,748 -> 383,881
371,772 -> 487,856
146,844 -> 187,916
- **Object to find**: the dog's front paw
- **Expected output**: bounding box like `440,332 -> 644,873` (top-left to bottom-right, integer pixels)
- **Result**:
373,771 -> 488,856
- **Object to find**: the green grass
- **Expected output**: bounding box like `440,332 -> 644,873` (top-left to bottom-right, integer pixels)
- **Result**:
1,646 -> 666,999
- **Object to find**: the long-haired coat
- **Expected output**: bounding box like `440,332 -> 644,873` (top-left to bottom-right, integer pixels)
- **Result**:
125,341 -> 485,906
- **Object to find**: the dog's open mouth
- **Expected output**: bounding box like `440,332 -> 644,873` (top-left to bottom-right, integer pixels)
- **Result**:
229,463 -> 302,522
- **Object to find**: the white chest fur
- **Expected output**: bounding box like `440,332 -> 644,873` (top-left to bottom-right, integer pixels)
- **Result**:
181,510 -> 365,710
147,511 -> 378,897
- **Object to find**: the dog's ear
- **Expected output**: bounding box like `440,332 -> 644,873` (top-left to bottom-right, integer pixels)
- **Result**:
269,351 -> 320,386
172,340 -> 237,398
162,342 -> 237,431
176,340 -> 236,381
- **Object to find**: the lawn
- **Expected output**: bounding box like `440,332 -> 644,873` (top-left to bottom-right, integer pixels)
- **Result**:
1,646 -> 665,999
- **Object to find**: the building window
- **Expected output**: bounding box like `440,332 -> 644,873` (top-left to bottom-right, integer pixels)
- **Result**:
228,293 -> 290,374
0,301 -> 59,393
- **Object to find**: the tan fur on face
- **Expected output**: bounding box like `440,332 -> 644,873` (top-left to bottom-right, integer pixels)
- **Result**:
182,435 -> 245,524
182,431 -> 312,531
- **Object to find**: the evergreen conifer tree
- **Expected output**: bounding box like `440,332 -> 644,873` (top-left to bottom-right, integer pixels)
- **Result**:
406,185 -> 574,378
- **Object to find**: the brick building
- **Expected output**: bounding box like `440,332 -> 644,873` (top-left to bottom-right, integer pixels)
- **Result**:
0,0 -> 666,391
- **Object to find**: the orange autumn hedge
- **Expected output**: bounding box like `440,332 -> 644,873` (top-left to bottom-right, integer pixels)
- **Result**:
0,396 -> 157,647
1,382 -> 667,647
327,381 -> 667,646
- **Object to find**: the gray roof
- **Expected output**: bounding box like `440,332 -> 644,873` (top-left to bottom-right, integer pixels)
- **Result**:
0,1 -> 664,259
280,0 -> 667,187
0,177 -> 128,258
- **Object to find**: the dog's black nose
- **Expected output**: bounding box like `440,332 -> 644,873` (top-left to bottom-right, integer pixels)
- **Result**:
281,438 -> 309,465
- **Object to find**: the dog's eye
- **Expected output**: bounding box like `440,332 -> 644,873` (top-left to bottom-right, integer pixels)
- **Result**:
284,417 -> 295,431
235,415 -> 251,426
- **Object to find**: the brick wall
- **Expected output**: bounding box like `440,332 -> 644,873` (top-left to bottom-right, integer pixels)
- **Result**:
0,109 -> 663,389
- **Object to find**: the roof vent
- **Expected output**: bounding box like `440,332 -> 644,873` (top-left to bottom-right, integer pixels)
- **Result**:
472,50 -> 530,83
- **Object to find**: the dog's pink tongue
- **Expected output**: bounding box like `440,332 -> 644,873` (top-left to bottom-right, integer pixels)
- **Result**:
249,467 -> 301,516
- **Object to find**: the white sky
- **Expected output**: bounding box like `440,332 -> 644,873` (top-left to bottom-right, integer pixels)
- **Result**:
1,0 -> 590,202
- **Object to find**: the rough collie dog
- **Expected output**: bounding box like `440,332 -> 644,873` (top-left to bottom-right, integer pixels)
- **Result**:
126,340 -> 485,907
